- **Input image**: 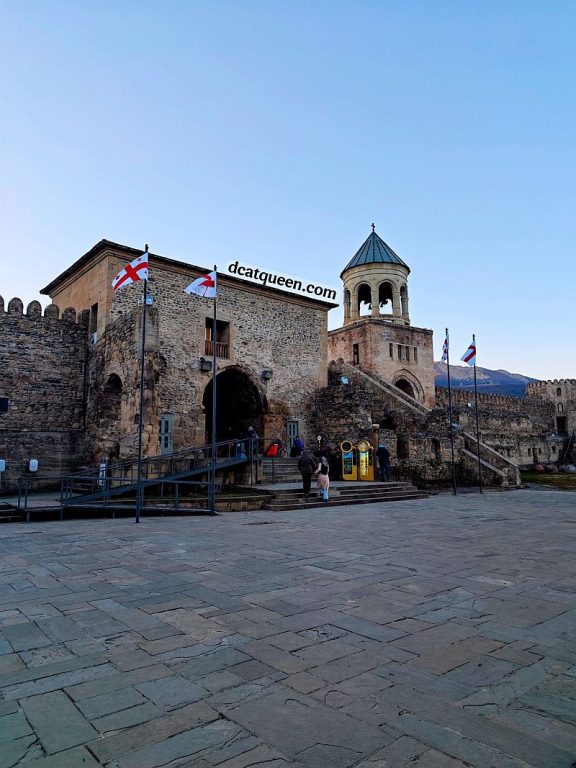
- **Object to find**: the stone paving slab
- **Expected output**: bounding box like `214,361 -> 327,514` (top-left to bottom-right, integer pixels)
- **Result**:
1,490 -> 576,766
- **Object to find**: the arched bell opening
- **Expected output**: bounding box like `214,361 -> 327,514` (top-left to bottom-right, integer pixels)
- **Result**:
378,281 -> 394,316
203,367 -> 266,444
357,283 -> 372,317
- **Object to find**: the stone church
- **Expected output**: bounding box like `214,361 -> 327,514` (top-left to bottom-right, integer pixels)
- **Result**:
0,228 -> 573,491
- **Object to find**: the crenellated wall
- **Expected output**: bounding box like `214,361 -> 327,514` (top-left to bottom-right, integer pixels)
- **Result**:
0,296 -> 89,490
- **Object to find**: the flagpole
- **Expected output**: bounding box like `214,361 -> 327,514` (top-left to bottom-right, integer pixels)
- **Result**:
472,333 -> 483,494
135,245 -> 149,523
445,328 -> 457,495
210,265 -> 218,515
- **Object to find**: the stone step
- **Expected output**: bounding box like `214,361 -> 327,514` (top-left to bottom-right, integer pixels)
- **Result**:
264,491 -> 427,511
268,482 -> 415,497
0,503 -> 20,522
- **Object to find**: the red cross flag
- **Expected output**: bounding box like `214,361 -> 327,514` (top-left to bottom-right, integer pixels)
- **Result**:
461,338 -> 477,367
441,333 -> 449,363
185,271 -> 217,299
112,250 -> 149,292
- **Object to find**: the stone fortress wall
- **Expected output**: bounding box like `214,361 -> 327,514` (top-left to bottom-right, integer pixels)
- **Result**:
1,231 -> 575,493
0,296 -> 88,490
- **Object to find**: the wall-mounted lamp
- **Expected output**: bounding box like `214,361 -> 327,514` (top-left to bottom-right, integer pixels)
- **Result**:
261,369 -> 273,381
199,357 -> 213,373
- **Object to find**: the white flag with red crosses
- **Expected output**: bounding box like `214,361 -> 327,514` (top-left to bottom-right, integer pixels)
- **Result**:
185,271 -> 217,298
112,251 -> 149,292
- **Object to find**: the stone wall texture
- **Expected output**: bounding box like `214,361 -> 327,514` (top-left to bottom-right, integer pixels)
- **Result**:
69,250 -> 332,460
0,297 -> 88,490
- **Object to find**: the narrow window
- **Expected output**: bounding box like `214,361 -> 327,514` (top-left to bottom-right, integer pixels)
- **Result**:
397,344 -> 402,360
205,319 -> 230,358
414,347 -> 418,362
389,343 -> 393,358
352,343 -> 360,366
556,387 -> 562,396
405,346 -> 410,362
558,403 -> 564,413
89,303 -> 98,340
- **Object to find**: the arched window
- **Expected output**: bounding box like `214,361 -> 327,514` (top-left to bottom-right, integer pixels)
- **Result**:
357,283 -> 372,317
556,387 -> 562,396
558,403 -> 564,413
431,438 -> 441,462
378,282 -> 393,316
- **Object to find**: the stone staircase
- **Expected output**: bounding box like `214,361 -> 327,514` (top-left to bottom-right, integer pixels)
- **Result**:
263,481 -> 427,511
261,457 -> 304,484
0,501 -> 20,522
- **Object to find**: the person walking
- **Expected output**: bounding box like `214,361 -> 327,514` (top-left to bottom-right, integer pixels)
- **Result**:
245,426 -> 259,458
377,443 -> 391,482
297,450 -> 317,498
315,454 -> 330,502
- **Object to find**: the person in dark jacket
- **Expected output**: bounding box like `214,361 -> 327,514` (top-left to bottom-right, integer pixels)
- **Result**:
297,450 -> 317,498
377,444 -> 391,482
290,435 -> 305,457
245,426 -> 259,457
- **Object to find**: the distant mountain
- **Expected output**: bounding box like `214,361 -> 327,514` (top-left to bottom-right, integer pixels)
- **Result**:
434,362 -> 539,398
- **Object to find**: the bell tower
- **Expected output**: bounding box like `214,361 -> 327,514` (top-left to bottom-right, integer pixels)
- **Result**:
342,224 -> 410,326
328,225 -> 435,407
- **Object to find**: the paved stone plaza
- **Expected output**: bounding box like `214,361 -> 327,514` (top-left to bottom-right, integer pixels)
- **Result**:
1,489 -> 575,767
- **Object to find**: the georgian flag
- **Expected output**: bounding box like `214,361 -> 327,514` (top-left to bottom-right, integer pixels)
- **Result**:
185,271 -> 217,298
441,334 -> 449,363
112,250 -> 149,292
461,338 -> 477,367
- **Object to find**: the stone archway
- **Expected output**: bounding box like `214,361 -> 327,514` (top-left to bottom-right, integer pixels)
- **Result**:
203,367 -> 266,443
395,378 -> 416,399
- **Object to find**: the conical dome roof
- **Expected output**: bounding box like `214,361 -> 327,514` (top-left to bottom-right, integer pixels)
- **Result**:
341,227 -> 410,277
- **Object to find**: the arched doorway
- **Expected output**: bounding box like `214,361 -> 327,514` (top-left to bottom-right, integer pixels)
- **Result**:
203,367 -> 266,443
395,378 -> 416,399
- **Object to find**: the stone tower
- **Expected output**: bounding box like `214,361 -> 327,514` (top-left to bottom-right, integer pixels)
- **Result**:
328,226 -> 436,407
342,224 -> 411,326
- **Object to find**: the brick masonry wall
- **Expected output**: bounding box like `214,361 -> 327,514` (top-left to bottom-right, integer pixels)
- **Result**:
328,319 -> 435,407
0,296 -> 88,490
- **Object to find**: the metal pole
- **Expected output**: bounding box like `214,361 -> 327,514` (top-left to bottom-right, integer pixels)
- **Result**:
445,328 -> 457,495
135,246 -> 149,523
210,266 -> 218,514
472,334 -> 483,494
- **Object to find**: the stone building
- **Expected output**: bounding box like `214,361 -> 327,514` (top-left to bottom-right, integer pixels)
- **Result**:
526,380 -> 576,438
327,226 -> 435,407
0,228 -> 574,491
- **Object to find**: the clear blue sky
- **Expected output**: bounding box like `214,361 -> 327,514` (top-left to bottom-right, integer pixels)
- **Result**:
1,1 -> 574,380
